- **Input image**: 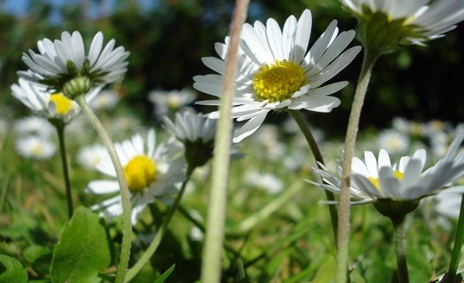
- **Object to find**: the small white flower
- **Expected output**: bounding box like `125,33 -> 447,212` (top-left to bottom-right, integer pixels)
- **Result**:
245,171 -> 283,194
11,78 -> 100,123
77,144 -> 108,170
341,0 -> 464,44
194,9 -> 361,142
164,109 -> 217,170
163,109 -> 216,144
15,135 -> 56,160
311,131 -> 464,204
13,116 -> 55,138
19,31 -> 129,97
86,129 -> 186,224
377,129 -> 410,155
149,89 -> 197,118
89,89 -> 121,111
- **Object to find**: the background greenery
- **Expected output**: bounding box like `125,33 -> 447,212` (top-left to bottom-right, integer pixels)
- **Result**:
1,0 -> 464,135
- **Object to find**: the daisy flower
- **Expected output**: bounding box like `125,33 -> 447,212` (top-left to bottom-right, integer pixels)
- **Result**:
19,31 -> 129,98
377,129 -> 410,155
311,131 -> 464,210
164,109 -> 217,171
77,143 -> 108,170
11,77 -> 100,123
341,0 -> 464,48
13,116 -> 55,138
15,135 -> 56,160
86,129 -> 186,224
89,89 -> 121,111
194,9 -> 361,142
149,89 -> 197,119
244,171 -> 283,194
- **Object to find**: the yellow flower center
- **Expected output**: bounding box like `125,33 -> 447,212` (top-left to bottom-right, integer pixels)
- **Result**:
368,170 -> 404,190
252,59 -> 306,102
31,144 -> 44,156
48,93 -> 73,115
123,155 -> 158,193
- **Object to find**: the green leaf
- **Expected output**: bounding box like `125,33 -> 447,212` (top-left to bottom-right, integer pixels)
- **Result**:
0,254 -> 28,283
153,264 -> 176,283
50,207 -> 111,283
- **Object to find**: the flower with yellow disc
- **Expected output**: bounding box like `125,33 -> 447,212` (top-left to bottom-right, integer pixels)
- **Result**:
194,9 -> 361,142
86,128 -> 186,224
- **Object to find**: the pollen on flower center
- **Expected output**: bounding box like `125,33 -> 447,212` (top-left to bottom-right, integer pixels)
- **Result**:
123,155 -> 158,193
252,59 -> 306,103
48,93 -> 73,115
368,171 -> 404,190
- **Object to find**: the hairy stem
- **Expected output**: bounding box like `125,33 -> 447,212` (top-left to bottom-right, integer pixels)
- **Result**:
392,217 -> 409,283
75,95 -> 131,283
336,48 -> 379,283
200,1 -> 249,282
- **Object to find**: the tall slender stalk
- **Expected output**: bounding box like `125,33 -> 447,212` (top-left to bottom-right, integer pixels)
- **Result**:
288,109 -> 338,241
74,95 -> 131,283
441,194 -> 464,283
125,172 -> 192,282
336,48 -> 380,283
392,216 -> 409,283
200,1 -> 249,282
52,120 -> 73,219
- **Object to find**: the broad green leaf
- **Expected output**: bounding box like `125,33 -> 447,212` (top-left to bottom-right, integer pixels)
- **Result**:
0,254 -> 28,283
153,264 -> 176,283
50,206 -> 111,283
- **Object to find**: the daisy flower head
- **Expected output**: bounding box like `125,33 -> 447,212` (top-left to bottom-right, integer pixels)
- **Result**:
19,31 -> 129,99
13,116 -> 55,138
311,131 -> 464,219
89,89 -> 121,111
194,9 -> 361,143
163,109 -> 217,171
377,129 -> 410,155
244,171 -> 283,194
340,0 -> 464,52
77,143 -> 108,170
86,129 -> 186,224
149,89 -> 197,119
15,135 -> 56,160
11,77 -> 100,123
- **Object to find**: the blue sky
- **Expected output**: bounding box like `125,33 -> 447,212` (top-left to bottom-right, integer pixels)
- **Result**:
1,0 -> 158,22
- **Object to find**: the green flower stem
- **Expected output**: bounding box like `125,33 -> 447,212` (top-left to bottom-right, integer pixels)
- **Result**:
288,109 -> 338,241
234,180 -> 302,234
125,172 -> 192,282
53,120 -> 73,219
200,1 -> 249,282
336,47 -> 379,283
442,194 -> 464,283
392,216 -> 409,283
74,95 -> 131,283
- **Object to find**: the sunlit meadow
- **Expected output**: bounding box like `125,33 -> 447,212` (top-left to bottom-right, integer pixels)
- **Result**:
2,1 -> 464,283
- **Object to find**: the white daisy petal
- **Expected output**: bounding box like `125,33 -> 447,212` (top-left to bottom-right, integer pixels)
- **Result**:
194,9 -> 359,142
19,30 -> 129,93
